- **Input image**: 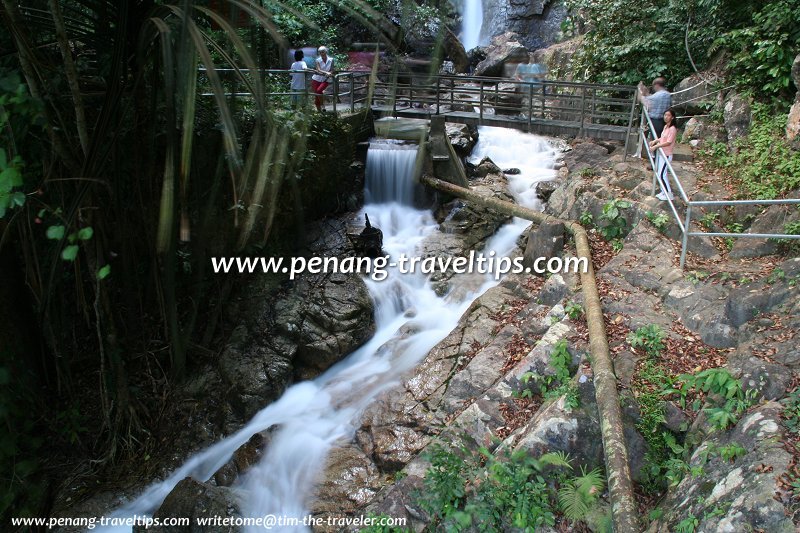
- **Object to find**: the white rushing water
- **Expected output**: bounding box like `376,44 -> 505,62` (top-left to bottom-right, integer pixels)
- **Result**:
98,126 -> 556,532
461,0 -> 484,51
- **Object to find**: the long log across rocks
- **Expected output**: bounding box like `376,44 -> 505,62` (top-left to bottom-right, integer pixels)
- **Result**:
421,174 -> 640,533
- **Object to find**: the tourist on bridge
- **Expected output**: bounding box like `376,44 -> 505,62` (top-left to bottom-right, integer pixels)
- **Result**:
289,49 -> 308,109
649,108 -> 678,201
638,77 -> 672,137
311,46 -> 335,112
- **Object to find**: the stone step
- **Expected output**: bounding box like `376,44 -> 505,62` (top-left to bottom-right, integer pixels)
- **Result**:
672,142 -> 693,162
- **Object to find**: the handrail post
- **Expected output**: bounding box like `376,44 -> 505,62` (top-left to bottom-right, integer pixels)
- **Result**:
436,75 -> 440,115
623,90 -> 638,161
527,82 -> 533,132
680,205 -> 692,268
479,81 -> 484,123
350,73 -> 355,113
578,86 -> 587,137
332,75 -> 338,113
541,82 -> 546,118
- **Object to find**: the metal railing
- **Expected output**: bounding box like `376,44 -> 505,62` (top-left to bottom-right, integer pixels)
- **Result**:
198,67 -> 373,113
637,109 -> 800,267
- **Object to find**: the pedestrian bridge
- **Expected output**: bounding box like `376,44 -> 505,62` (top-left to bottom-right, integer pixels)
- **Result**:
206,69 -> 640,146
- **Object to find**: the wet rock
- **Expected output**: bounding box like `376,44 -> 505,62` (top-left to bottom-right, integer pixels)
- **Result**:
278,272 -> 375,380
522,221 -> 565,274
311,445 -> 383,516
471,156 -> 503,178
647,402 -> 794,533
535,180 -> 559,203
212,429 -> 275,486
503,167 -> 521,174
474,32 -> 529,77
723,91 -> 752,148
482,0 -> 568,50
445,122 -> 477,158
140,478 -> 242,533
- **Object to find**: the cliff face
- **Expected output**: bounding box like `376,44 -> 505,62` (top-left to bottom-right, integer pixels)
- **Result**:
480,0 -> 568,50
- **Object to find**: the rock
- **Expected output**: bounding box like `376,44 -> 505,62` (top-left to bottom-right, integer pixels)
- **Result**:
535,180 -> 559,202
139,478 -> 242,533
729,205 -> 800,258
787,54 -> 800,148
663,401 -> 689,433
277,272 -> 375,380
647,402 -> 794,533
723,91 -> 752,148
443,27 -> 469,74
681,116 -> 727,145
471,156 -> 503,178
481,0 -> 568,50
531,37 -> 582,81
474,32 -> 529,77
503,167 -> 521,175
212,430 -> 274,486
562,142 -> 611,173
673,73 -> 723,115
312,445 -> 383,516
522,221 -> 565,275
730,356 -> 792,401
539,273 -> 568,305
445,122 -> 477,158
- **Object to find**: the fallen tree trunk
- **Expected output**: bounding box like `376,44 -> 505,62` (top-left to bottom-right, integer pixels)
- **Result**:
421,175 -> 639,533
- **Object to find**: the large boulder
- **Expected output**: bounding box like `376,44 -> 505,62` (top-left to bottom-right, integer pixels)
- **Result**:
275,272 -> 375,379
481,0 -> 568,50
474,32 -> 529,77
445,122 -> 477,158
729,204 -> 800,258
531,37 -> 582,81
682,116 -> 727,146
723,91 -> 752,148
787,53 -> 800,148
561,141 -> 611,173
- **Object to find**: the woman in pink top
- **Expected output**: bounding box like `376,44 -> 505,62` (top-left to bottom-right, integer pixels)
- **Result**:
649,108 -> 678,201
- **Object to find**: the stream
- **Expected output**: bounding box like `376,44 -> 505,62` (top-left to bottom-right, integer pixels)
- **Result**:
98,126 -> 557,532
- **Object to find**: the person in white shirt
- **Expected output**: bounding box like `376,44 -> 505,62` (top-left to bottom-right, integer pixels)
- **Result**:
289,49 -> 308,109
311,46 -> 334,112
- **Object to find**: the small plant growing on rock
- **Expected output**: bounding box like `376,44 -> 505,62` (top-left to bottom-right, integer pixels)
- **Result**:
646,211 -> 670,232
675,513 -> 699,533
627,324 -> 666,358
717,443 -> 747,462
665,368 -> 756,431
579,210 -> 595,228
558,465 -> 605,522
579,167 -> 595,178
598,198 -> 631,240
565,301 -> 584,320
699,212 -> 719,230
610,239 -> 624,253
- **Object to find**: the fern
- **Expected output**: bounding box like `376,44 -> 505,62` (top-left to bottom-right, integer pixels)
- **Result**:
558,466 -> 606,521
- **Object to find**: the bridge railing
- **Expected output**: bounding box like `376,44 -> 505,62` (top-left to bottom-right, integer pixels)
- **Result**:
637,109 -> 800,267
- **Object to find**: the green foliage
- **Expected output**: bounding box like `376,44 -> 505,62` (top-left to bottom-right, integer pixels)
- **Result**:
418,441 -> 577,531
675,513 -> 699,533
516,340 -> 580,409
703,104 -> 800,199
564,0 -> 797,99
716,443 -> 746,462
782,387 -> 800,434
717,0 -> 800,98
565,301 -> 584,320
699,212 -> 719,230
558,466 -> 605,521
0,71 -> 41,219
665,368 -> 756,430
610,239 -> 624,253
646,211 -> 670,232
598,199 -> 630,241
627,324 -> 666,358
579,211 -> 595,228
358,514 -> 412,533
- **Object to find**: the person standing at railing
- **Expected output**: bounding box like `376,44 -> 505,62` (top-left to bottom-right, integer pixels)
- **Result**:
638,77 -> 671,137
311,46 -> 334,112
290,49 -> 308,109
649,108 -> 678,201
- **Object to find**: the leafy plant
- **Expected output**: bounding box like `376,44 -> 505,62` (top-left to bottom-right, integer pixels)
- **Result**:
665,368 -> 756,430
717,443 -> 746,462
675,513 -> 699,533
558,466 -> 605,521
598,199 -> 631,241
610,239 -> 624,253
565,301 -> 584,320
646,211 -> 670,232
579,211 -> 595,228
699,212 -> 719,230
627,324 -> 666,358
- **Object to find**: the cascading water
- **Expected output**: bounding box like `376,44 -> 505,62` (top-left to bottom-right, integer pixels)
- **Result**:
364,140 -> 419,205
461,0 -> 484,51
97,127 -> 556,532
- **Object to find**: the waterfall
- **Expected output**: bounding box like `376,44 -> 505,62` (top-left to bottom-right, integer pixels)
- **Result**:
364,140 -> 419,205
96,126 -> 556,532
461,0 -> 484,51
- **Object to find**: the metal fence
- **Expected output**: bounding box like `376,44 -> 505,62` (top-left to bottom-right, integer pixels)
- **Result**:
637,109 -> 800,267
